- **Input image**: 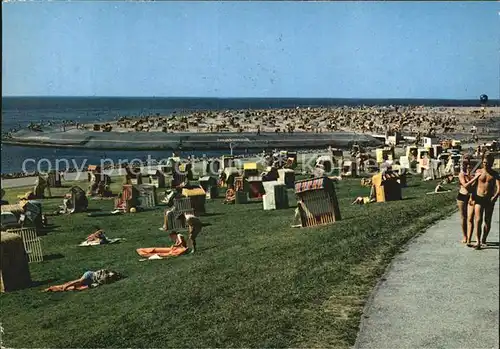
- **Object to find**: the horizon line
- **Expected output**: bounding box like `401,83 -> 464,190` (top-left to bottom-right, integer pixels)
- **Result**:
2,95 -> 496,101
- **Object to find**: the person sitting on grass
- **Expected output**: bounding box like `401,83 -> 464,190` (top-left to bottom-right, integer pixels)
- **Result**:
223,184 -> 236,204
60,192 -> 74,213
291,198 -> 314,227
62,269 -> 121,291
0,189 -> 8,206
179,212 -> 203,254
352,184 -> 377,205
168,231 -> 187,249
161,205 -> 177,231
162,188 -> 181,206
218,171 -> 227,187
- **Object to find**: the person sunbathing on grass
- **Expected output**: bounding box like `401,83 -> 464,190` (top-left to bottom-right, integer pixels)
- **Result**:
62,269 -> 121,291
351,196 -> 376,205
86,227 -> 109,244
169,231 -> 187,249
433,184 -> 451,193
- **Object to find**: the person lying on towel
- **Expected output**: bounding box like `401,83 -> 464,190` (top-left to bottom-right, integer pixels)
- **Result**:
61,269 -> 121,291
86,228 -> 110,244
136,232 -> 188,259
433,184 -> 451,193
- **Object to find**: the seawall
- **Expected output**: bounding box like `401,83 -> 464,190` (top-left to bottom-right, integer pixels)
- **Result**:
3,129 -> 383,151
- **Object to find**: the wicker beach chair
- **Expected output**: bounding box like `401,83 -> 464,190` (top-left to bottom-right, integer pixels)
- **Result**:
6,227 -> 43,263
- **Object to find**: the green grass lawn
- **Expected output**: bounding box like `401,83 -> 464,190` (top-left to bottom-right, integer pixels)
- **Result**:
1,177 -> 457,348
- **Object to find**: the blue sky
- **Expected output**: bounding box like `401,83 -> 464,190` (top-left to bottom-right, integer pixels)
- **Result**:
2,1 -> 499,99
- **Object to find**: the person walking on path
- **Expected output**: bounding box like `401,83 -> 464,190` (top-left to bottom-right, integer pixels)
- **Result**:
471,153 -> 500,249
456,157 -> 480,244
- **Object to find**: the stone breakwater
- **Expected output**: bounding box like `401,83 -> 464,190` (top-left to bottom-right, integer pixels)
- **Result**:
2,129 -> 383,151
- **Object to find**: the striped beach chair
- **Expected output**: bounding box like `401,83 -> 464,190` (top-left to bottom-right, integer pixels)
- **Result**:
163,198 -> 194,231
294,177 -> 342,228
6,227 -> 43,263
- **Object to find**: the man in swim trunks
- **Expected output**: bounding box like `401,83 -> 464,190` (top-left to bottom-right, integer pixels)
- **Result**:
471,153 -> 500,249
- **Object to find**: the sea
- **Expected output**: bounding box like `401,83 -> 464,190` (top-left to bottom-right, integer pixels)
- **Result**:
1,97 -> 496,174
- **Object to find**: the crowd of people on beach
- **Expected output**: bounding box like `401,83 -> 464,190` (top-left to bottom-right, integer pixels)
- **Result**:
2,105 -> 485,138
81,105 -> 495,137
3,105 -> 497,142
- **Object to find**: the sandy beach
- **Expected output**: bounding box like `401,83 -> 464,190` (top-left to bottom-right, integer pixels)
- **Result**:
8,105 -> 500,137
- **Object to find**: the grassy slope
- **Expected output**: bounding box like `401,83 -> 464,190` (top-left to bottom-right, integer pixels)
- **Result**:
0,177 -> 457,348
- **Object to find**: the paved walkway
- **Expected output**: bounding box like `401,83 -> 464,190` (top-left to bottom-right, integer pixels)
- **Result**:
356,202 -> 499,349
1,171 -> 108,189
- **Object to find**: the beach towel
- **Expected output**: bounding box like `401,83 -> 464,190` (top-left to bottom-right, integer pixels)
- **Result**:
43,284 -> 90,292
79,238 -> 124,246
136,246 -> 187,260
426,191 -> 452,195
87,210 -> 122,217
43,269 -> 121,292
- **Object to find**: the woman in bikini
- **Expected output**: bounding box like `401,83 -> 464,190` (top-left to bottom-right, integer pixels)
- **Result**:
456,158 -> 481,244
